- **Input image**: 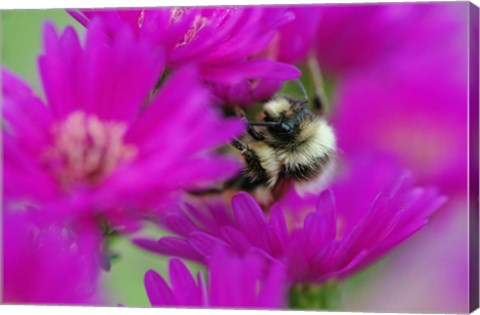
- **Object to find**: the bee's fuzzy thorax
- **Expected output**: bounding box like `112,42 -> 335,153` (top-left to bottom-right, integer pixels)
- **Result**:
264,97 -> 291,118
263,95 -> 307,119
247,116 -> 336,188
277,118 -> 336,181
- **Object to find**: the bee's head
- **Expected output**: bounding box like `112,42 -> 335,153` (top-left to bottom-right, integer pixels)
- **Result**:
261,96 -> 310,139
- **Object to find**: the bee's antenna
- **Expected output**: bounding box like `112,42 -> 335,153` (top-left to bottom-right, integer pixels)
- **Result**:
293,79 -> 308,102
248,121 -> 281,127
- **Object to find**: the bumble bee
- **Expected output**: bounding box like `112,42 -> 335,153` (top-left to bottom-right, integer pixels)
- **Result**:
190,80 -> 337,206
229,84 -> 336,204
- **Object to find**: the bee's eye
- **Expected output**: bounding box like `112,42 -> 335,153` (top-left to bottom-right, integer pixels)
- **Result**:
279,122 -> 292,133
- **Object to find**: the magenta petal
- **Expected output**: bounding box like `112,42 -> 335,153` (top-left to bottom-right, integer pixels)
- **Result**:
220,226 -> 252,253
303,190 -> 336,246
144,270 -> 176,306
324,250 -> 369,281
188,232 -> 228,259
256,260 -> 287,308
68,9 -> 89,27
285,231 -> 310,282
196,272 -> 209,306
133,237 -> 203,262
39,23 -> 77,118
269,204 -> 289,244
207,246 -> 260,307
232,192 -> 268,237
67,7 -> 313,107
264,225 -> 286,257
162,212 -> 200,237
2,70 -> 52,151
201,60 -> 301,85
169,258 -> 201,305
251,78 -> 283,101
133,238 -> 169,254
3,211 -> 102,304
126,66 -> 206,144
184,203 -> 231,235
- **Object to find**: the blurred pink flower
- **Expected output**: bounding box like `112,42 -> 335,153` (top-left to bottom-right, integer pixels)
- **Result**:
307,4 -> 469,310
2,211 -> 103,304
339,201 -> 469,313
135,155 -> 446,283
70,7 -> 301,106
144,246 -> 286,308
264,6 -> 322,65
2,20 -> 243,230
331,4 -> 468,196
314,2 -> 466,76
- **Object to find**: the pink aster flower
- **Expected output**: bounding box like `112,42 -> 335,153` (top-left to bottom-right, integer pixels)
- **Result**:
3,20 -> 243,230
2,211 -> 103,305
70,7 -> 301,106
135,155 -> 446,283
144,246 -> 286,308
278,155 -> 447,282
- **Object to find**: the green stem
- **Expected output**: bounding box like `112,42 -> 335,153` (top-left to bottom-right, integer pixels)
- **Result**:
288,280 -> 341,310
307,53 -> 331,111
96,218 -> 121,271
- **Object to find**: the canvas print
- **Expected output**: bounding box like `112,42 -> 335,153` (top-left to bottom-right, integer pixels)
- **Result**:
1,2 -> 479,313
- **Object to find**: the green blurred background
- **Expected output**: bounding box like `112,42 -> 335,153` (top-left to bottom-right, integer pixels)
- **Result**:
2,11 -> 78,95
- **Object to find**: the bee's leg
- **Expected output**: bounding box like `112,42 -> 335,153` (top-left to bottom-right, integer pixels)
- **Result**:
231,138 -> 249,154
234,106 -> 264,141
188,136 -> 265,196
231,139 -> 268,182
188,139 -> 268,196
246,125 -> 264,141
187,171 -> 245,195
187,186 -> 227,195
